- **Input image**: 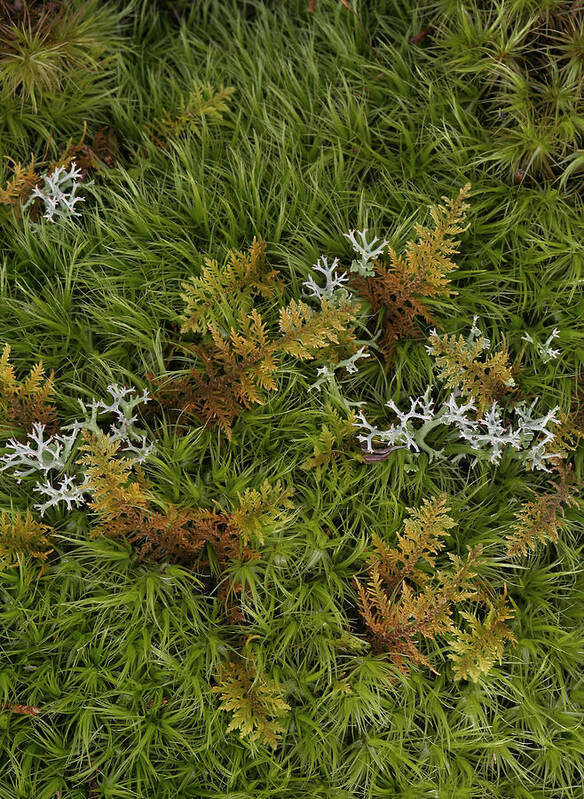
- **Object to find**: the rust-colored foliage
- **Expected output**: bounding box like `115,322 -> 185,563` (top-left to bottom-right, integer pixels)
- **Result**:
86,125 -> 119,169
506,462 -> 578,558
368,494 -> 455,594
0,343 -> 58,434
428,331 -> 516,415
153,296 -> 359,437
350,185 -> 470,359
137,506 -> 261,566
79,432 -> 292,570
216,579 -> 246,622
143,481 -> 293,566
354,495 -> 485,673
3,703 -> 41,716
52,125 -> 119,176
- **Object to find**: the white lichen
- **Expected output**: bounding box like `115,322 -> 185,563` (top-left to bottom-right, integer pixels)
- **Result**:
303,256 -> 350,304
355,389 -> 435,454
343,228 -> 388,277
34,474 -> 90,516
354,392 -> 559,470
23,162 -> 87,222
0,385 -> 154,515
469,315 -> 490,350
457,402 -> 522,464
0,424 -> 78,480
67,384 -> 152,457
309,347 -> 370,392
522,328 -> 560,364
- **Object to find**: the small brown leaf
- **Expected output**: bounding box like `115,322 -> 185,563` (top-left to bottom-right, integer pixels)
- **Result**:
5,703 -> 40,716
410,28 -> 432,46
145,697 -> 168,709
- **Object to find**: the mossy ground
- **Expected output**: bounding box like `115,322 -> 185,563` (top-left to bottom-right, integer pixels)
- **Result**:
0,1 -> 583,797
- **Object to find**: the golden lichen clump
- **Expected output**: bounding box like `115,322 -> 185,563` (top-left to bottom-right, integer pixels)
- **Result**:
0,344 -> 58,434
0,510 -> 54,569
212,657 -> 290,748
428,331 -> 516,415
147,83 -> 235,148
0,158 -> 39,210
155,294 -> 359,437
78,431 -> 151,540
79,431 -> 292,568
302,405 -> 358,476
350,184 -> 471,357
152,236 -> 361,436
450,591 -> 516,682
181,236 -> 282,335
229,481 -> 294,545
506,463 -> 578,558
369,494 -> 456,593
355,495 -> 486,673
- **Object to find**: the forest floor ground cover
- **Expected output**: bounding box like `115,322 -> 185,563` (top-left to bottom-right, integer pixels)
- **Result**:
0,1 -> 583,797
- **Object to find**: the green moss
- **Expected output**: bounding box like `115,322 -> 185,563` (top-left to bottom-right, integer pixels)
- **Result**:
0,1 -> 582,797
